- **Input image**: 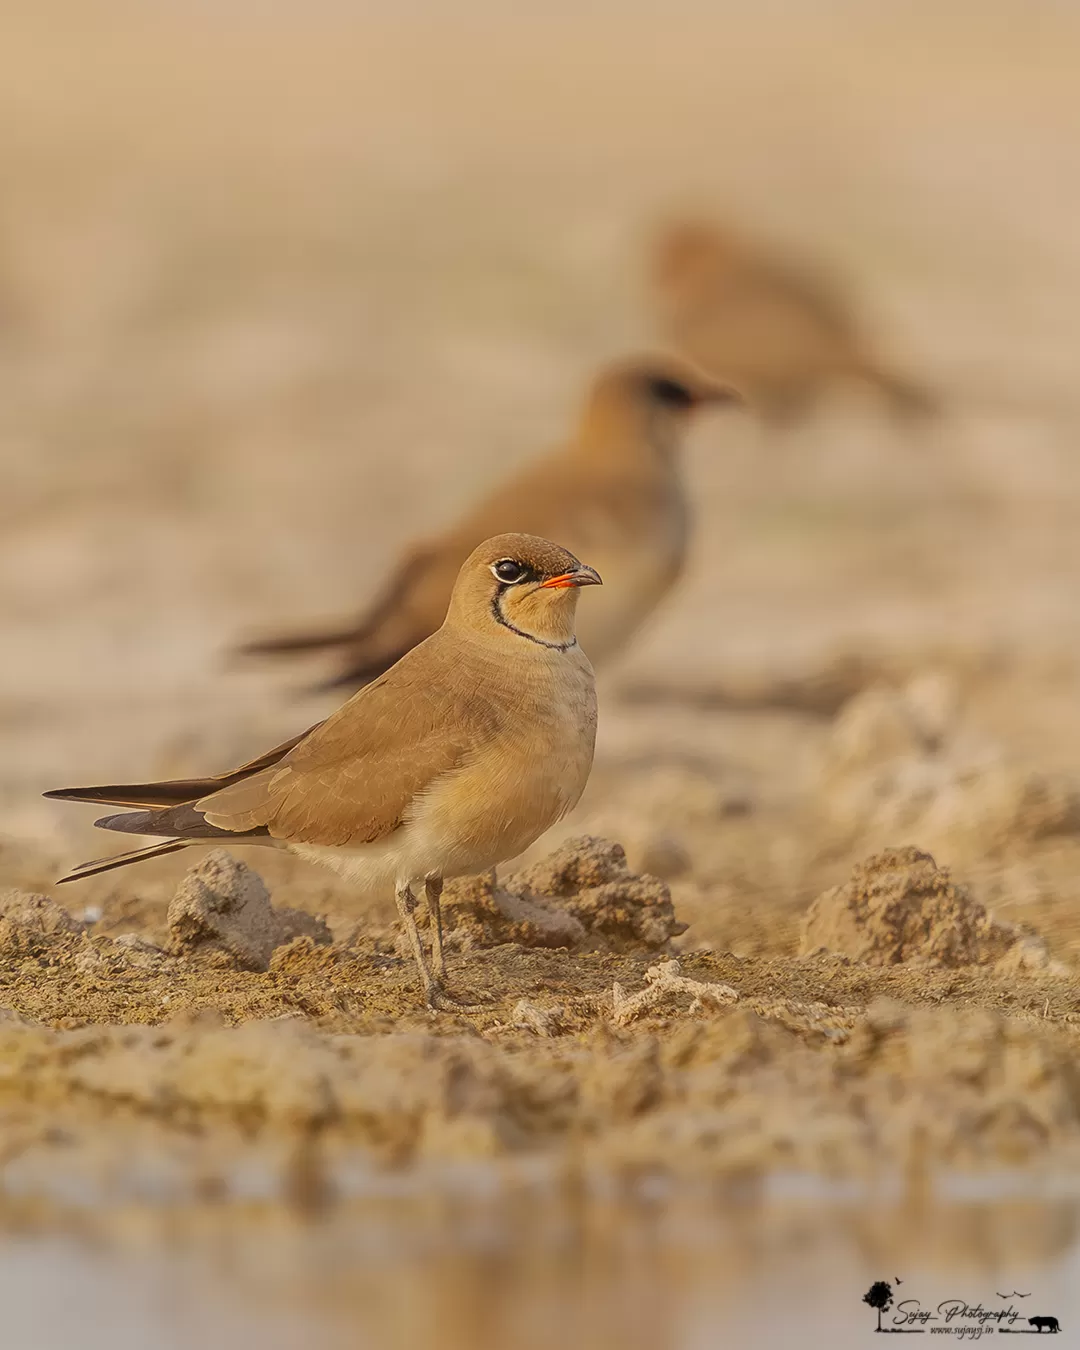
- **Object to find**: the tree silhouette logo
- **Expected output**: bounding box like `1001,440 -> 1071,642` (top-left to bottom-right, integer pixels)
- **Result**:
864,1281 -> 894,1332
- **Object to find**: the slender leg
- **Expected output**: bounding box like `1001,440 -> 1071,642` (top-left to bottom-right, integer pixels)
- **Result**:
395,876 -> 484,1013
425,872 -> 446,980
394,879 -> 436,1000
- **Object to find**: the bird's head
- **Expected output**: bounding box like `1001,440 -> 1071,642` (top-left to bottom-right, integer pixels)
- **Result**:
449,533 -> 602,651
649,218 -> 745,307
578,353 -> 743,456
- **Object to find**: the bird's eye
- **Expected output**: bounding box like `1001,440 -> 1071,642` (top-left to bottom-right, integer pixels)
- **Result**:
650,376 -> 695,408
492,559 -> 529,584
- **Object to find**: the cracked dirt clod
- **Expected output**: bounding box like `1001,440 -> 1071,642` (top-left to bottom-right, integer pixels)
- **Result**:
507,836 -> 686,949
168,851 -> 332,971
431,872 -> 587,952
436,837 -> 686,953
612,958 -> 740,1026
508,999 -> 566,1037
110,933 -> 171,969
799,846 -> 1056,971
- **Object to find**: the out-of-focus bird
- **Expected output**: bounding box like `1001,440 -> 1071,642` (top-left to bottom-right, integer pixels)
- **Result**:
45,535 -> 602,1010
235,354 -> 740,692
649,218 -> 937,426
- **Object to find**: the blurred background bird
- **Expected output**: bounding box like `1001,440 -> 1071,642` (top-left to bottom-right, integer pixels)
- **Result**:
648,217 -> 939,426
235,354 -> 741,692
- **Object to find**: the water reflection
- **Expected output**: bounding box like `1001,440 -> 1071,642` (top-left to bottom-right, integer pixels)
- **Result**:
1,1180 -> 1076,1350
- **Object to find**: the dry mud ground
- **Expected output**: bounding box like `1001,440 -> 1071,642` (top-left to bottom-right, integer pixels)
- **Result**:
3,0 -> 1080,1344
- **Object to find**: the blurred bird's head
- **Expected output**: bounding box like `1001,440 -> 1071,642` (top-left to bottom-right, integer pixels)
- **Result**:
579,353 -> 743,455
649,218 -> 745,308
449,533 -> 602,651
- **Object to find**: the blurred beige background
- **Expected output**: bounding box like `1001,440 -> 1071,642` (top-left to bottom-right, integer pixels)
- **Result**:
4,1 -> 1080,832
3,3 -> 1080,1345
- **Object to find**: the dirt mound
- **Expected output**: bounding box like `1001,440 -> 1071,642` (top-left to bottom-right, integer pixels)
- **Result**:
3,986 -> 1078,1182
842,998 -> 1080,1165
432,873 -> 587,951
438,837 -> 685,953
593,996 -> 1080,1175
168,850 -> 332,971
819,677 -> 1080,857
0,887 -> 181,985
799,846 -> 1057,971
0,889 -> 80,957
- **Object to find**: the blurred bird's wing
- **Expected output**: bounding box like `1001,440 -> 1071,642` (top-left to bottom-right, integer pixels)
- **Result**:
314,542 -> 466,690
310,448 -> 594,691
236,542 -> 440,658
235,540 -> 449,673
236,432 -> 636,694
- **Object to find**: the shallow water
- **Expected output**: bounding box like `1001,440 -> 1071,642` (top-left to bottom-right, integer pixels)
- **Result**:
3,1183 -> 1077,1350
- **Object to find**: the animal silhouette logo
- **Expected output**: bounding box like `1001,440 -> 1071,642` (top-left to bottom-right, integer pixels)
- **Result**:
1028,1316 -> 1061,1333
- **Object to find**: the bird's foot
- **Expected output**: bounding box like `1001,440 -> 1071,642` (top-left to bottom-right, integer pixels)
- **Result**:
423,982 -> 488,1015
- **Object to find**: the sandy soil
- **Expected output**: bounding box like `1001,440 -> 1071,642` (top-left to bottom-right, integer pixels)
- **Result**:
4,0 -> 1080,1343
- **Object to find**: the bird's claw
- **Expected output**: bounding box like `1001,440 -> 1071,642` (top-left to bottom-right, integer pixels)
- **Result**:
424,983 -> 488,1014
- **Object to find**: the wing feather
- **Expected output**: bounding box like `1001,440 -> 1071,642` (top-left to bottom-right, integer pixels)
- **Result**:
200,632 -> 502,847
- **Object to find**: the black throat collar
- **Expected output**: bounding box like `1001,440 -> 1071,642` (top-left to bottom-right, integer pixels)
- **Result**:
491,590 -> 578,651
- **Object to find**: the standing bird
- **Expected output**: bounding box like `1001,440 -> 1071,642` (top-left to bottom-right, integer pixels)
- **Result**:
235,354 -> 740,693
45,535 -> 602,1010
649,218 -> 937,426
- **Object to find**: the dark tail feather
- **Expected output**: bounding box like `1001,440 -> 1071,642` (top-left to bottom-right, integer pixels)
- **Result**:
55,839 -> 190,884
235,623 -> 363,658
42,723 -> 318,812
45,780 -> 233,809
862,365 -> 941,422
91,803 -> 269,841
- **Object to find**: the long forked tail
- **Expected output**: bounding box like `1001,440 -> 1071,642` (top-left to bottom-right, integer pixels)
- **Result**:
44,727 -> 308,884
55,839 -> 191,884
49,799 -> 269,885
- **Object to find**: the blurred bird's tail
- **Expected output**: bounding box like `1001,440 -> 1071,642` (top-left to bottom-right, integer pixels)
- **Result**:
232,545 -> 445,694
234,621 -> 420,693
858,362 -> 941,422
309,644 -> 415,693
235,623 -> 362,658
